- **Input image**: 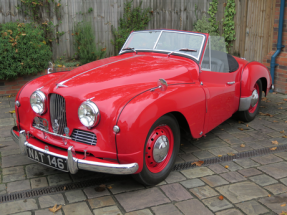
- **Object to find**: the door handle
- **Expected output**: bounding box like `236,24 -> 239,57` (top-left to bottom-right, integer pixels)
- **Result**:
227,81 -> 235,85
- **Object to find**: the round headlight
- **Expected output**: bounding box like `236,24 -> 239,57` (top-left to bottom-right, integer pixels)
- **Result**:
78,101 -> 100,128
30,91 -> 46,114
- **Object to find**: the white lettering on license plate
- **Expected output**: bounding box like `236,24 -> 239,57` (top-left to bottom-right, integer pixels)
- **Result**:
28,147 -> 66,170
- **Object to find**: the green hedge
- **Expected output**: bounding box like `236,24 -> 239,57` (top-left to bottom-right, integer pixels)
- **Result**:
0,22 -> 52,80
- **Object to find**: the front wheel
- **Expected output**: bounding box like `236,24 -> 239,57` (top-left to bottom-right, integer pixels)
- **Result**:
133,114 -> 180,186
236,79 -> 262,122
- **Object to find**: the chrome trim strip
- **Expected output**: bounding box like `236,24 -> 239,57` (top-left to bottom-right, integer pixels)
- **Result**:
238,95 -> 252,111
16,130 -> 139,175
77,159 -> 138,175
33,125 -> 72,139
56,56 -> 140,87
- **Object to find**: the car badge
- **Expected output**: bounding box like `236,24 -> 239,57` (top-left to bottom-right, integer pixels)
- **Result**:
45,145 -> 49,151
52,119 -> 59,134
34,117 -> 40,127
64,127 -> 70,137
42,119 -> 49,131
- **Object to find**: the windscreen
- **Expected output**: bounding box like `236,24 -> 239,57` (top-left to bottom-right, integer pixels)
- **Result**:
123,31 -> 161,50
155,31 -> 204,59
121,30 -> 205,61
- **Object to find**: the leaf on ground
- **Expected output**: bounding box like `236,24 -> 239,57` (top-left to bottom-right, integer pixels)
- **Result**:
273,120 -> 279,123
279,107 -> 283,109
9,110 -> 15,114
224,165 -> 229,169
192,161 -> 204,167
238,121 -> 244,124
260,106 -> 265,108
268,194 -> 271,197
272,92 -> 277,94
285,121 -> 287,123
95,185 -> 106,192
280,211 -> 287,215
227,153 -> 235,156
262,98 -> 268,101
283,135 -> 287,138
272,141 -> 279,145
218,155 -> 222,157
240,144 -> 246,148
270,147 -> 277,151
284,99 -> 287,101
259,112 -> 274,117
63,186 -> 66,191
246,124 -> 249,127
218,195 -> 224,200
107,185 -> 112,189
49,204 -> 62,213
280,130 -> 285,134
282,203 -> 287,207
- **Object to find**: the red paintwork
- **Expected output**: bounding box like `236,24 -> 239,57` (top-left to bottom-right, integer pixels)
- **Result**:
15,30 -> 272,175
240,61 -> 272,98
145,125 -> 174,173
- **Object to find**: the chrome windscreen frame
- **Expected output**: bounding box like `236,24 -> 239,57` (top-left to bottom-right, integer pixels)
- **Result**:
119,30 -> 206,62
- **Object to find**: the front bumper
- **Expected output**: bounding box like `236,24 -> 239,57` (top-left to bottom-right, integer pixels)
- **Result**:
11,127 -> 139,175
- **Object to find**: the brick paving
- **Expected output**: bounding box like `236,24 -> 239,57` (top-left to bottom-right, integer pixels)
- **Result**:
0,93 -> 286,214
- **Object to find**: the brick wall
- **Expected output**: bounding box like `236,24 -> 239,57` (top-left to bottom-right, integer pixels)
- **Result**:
263,0 -> 287,94
0,67 -> 77,96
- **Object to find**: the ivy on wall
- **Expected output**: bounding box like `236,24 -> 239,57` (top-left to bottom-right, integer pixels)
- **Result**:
16,0 -> 65,46
222,0 -> 236,48
207,0 -> 219,35
111,0 -> 151,53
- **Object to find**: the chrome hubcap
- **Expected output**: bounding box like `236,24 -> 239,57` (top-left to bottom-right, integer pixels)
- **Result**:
153,135 -> 169,163
251,89 -> 259,107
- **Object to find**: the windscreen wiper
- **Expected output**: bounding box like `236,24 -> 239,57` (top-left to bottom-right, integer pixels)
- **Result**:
168,48 -> 197,57
122,47 -> 137,54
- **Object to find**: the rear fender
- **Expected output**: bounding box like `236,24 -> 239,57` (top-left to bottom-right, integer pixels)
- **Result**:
116,84 -> 206,173
239,62 -> 271,111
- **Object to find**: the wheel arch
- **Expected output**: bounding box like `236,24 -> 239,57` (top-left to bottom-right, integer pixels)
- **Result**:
260,77 -> 268,97
169,111 -> 193,140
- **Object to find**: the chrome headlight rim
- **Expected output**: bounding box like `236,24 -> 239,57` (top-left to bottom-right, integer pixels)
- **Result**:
78,100 -> 100,128
30,90 -> 46,115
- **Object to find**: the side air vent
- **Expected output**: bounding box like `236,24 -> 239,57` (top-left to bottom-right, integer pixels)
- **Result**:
71,129 -> 97,146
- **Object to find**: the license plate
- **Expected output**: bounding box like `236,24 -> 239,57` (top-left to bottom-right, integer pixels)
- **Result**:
27,146 -> 68,171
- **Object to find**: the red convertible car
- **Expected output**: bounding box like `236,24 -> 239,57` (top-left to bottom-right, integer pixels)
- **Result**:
11,30 -> 272,185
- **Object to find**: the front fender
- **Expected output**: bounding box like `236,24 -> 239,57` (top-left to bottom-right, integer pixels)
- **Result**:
115,83 -> 206,173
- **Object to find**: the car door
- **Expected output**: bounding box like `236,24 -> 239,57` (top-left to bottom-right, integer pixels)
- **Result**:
200,36 -> 241,134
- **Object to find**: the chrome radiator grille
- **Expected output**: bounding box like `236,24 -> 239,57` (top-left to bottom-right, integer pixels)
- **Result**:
71,129 -> 97,145
50,94 -> 67,135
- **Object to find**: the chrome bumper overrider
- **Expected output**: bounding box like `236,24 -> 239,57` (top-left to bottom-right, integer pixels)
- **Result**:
11,129 -> 139,175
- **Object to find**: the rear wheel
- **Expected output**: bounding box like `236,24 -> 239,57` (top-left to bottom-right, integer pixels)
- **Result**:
237,79 -> 262,122
133,114 -> 180,186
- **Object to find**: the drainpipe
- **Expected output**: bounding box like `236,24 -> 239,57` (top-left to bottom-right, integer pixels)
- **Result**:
270,0 -> 285,92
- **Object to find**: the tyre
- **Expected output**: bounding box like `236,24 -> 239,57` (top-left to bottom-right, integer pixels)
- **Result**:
133,114 -> 180,186
236,79 -> 262,122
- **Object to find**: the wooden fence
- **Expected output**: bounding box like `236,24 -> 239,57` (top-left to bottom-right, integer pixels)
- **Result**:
0,0 -> 275,62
